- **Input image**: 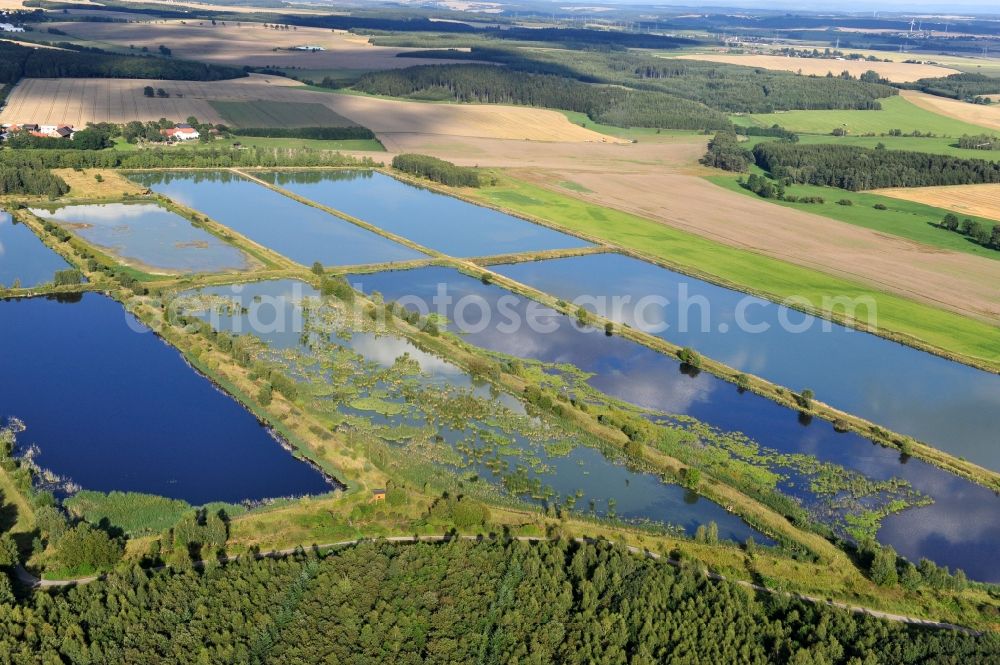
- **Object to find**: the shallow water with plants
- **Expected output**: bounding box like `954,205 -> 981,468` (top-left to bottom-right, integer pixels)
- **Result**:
350,266 -> 1000,582
128,171 -> 425,267
0,294 -> 333,504
176,279 -> 767,543
494,252 -> 1000,471
31,202 -> 254,274
0,211 -> 74,288
255,170 -> 593,257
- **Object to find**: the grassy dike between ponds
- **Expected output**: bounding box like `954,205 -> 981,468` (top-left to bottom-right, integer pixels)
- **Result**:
9,213 -> 999,631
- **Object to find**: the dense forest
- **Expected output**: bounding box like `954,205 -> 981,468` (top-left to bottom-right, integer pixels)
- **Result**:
0,40 -> 245,84
392,153 -> 481,187
753,143 -> 1000,190
399,47 -> 897,113
0,539 -> 996,663
353,64 -> 732,130
0,165 -> 68,196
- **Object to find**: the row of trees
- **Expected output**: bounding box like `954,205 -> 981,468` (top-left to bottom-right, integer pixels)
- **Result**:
0,146 -> 376,170
392,153 -> 482,187
957,134 -> 1000,150
941,213 -> 1000,250
354,64 -> 732,131
752,143 -> 1000,190
0,538 -> 994,662
230,126 -> 376,141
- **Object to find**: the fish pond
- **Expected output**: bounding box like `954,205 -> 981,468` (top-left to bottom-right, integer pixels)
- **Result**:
176,279 -> 766,544
350,266 -> 1000,582
494,253 -> 1000,471
128,171 -> 424,267
32,202 -> 254,274
255,170 -> 592,257
0,294 -> 333,505
0,211 -> 74,288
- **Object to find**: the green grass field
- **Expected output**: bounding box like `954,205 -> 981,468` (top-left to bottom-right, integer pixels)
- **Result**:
208,100 -> 358,129
465,176 -> 1000,368
706,173 -> 1000,260
739,95 -> 992,137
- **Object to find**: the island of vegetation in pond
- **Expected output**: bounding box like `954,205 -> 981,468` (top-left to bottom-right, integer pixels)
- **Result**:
128,171 -> 426,267
0,293 -> 333,504
256,170 -> 594,257
30,202 -> 256,274
493,252 -> 1000,471
0,211 -> 75,289
175,279 -> 766,543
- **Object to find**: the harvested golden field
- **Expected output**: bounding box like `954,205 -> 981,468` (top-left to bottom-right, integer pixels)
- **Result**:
514,169 -> 1000,324
0,76 -> 616,143
328,95 -> 623,144
874,184 -> 1000,224
673,53 -> 957,82
902,90 -> 1000,131
376,133 -> 701,169
40,20 -> 476,71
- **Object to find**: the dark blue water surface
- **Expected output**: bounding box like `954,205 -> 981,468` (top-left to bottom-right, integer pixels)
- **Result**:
181,279 -> 766,543
494,253 -> 1000,471
350,266 -> 1000,582
0,211 -> 73,288
128,171 -> 424,267
0,294 -> 332,504
256,170 -> 592,257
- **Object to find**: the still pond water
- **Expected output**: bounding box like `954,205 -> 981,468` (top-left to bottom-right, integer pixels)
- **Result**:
0,211 -> 73,288
32,203 -> 253,274
0,294 -> 332,505
128,171 -> 424,267
181,279 -> 765,543
255,170 -> 592,257
495,253 -> 1000,471
350,266 -> 1000,582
